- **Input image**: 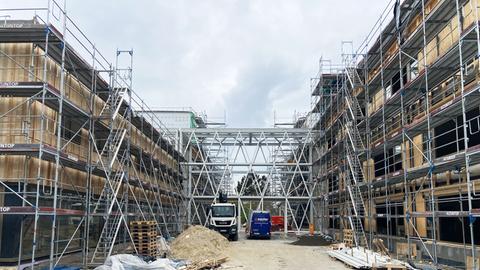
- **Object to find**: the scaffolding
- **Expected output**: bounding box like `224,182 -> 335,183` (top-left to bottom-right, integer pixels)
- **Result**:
312,0 -> 480,268
0,1 -> 185,268
180,128 -> 318,235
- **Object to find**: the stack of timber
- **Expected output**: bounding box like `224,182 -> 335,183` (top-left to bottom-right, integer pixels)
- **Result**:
131,220 -> 159,257
328,247 -> 409,269
343,229 -> 354,247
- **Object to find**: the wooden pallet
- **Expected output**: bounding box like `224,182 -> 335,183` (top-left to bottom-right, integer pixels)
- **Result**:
134,242 -> 157,247
136,250 -> 159,257
135,246 -> 158,253
131,220 -> 157,226
134,241 -> 157,246
343,229 -> 353,247
131,231 -> 157,236
130,220 -> 159,257
131,223 -> 156,227
132,234 -> 157,239
131,227 -> 156,232
131,226 -> 156,231
330,243 -> 346,250
134,240 -> 157,247
372,264 -> 406,270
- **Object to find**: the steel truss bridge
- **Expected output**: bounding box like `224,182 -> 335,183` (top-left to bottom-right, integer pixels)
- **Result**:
179,128 -> 319,234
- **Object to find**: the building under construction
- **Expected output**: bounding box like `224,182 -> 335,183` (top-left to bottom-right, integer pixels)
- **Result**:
311,0 -> 480,268
0,4 -> 185,269
4,0 -> 480,269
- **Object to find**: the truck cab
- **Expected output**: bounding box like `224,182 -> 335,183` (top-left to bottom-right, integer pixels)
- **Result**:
247,210 -> 271,239
209,203 -> 238,241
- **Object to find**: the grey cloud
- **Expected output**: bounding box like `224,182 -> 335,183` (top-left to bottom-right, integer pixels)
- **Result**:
4,0 -> 387,127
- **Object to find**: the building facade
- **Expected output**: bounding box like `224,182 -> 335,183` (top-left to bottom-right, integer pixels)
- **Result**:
0,10 -> 185,268
312,0 -> 480,268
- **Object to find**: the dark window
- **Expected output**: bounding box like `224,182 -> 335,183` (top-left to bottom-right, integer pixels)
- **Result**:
434,108 -> 480,158
438,196 -> 480,244
392,72 -> 401,94
62,117 -> 81,145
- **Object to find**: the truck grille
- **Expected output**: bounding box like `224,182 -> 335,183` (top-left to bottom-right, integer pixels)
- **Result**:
216,220 -> 230,226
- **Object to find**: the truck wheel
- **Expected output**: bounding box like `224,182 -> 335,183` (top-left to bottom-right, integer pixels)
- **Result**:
231,233 -> 238,241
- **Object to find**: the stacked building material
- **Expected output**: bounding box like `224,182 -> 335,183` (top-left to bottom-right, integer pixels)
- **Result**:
343,229 -> 353,247
327,247 -> 408,269
131,221 -> 159,257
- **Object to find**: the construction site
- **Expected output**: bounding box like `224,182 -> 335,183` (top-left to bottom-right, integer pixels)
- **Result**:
1,0 -> 480,269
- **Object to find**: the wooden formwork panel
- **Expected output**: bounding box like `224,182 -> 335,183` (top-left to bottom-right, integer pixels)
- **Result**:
0,104 -> 178,188
0,155 -> 178,206
0,43 -> 36,82
396,242 -> 417,259
425,0 -> 440,15
463,0 -> 480,30
405,14 -> 422,39
0,43 -> 179,174
402,135 -> 423,170
415,193 -> 427,237
402,140 -> 411,170
438,14 -> 459,57
467,255 -> 480,270
368,88 -> 384,116
364,200 -> 377,232
412,134 -> 423,168
363,158 -> 374,182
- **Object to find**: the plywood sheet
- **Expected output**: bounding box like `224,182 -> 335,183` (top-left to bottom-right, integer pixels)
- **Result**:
413,134 -> 423,167
415,193 -> 427,237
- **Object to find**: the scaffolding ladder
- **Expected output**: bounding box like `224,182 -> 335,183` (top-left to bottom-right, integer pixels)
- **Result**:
343,67 -> 368,248
89,58 -> 131,265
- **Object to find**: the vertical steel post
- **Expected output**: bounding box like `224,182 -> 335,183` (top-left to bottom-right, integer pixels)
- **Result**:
32,1 -> 51,269
455,0 -> 477,267
420,0 -> 437,264
49,1 -> 67,268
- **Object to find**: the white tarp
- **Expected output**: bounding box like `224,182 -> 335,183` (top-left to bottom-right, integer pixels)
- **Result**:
94,254 -> 183,270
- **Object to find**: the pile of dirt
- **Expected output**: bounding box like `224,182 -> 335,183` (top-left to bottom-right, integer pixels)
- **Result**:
290,234 -> 333,246
170,225 -> 229,263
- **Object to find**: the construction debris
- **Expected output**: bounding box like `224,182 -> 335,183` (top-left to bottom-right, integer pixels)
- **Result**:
290,234 -> 333,246
184,257 -> 228,270
94,254 -> 184,270
170,225 -> 229,264
327,247 -> 412,269
158,236 -> 171,257
372,238 -> 389,257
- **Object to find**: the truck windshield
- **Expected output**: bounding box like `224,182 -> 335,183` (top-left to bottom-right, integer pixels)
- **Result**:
212,206 -> 235,217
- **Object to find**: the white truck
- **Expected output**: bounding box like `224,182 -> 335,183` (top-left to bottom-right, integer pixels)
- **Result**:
208,202 -> 238,241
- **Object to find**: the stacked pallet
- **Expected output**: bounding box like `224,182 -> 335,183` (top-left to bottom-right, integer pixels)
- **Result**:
343,229 -> 353,247
131,220 -> 158,257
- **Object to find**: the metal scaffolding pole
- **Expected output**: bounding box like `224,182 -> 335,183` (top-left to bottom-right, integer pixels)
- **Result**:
455,0 -> 478,267
181,128 -> 318,234
49,1 -> 67,269
0,2 -> 187,268
31,1 -> 51,269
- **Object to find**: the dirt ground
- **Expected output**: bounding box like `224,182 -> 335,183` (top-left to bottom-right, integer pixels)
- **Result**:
220,233 -> 348,270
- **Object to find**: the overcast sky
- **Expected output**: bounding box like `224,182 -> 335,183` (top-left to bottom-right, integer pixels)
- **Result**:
6,0 -> 389,127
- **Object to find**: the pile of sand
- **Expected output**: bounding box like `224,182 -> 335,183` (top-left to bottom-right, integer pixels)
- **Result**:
170,225 -> 229,263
